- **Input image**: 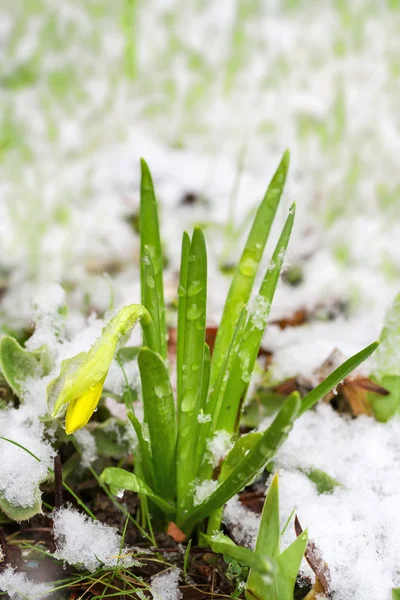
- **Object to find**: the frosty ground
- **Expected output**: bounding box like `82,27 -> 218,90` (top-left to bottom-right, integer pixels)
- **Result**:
1,1 -> 400,599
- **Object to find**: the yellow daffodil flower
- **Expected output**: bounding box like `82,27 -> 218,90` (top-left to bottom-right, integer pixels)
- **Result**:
47,304 -> 154,434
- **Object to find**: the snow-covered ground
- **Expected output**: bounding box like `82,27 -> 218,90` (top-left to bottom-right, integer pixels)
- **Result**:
1,1 -> 400,598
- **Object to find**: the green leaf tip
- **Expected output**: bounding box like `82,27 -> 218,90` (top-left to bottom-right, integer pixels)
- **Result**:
140,158 -> 154,190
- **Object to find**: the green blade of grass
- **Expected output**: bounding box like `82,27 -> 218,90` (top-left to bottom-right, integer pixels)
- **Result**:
127,412 -> 156,490
275,531 -> 308,600
177,227 -> 208,513
204,307 -> 247,437
193,343 -> 211,475
210,151 -> 290,389
205,432 -> 262,536
140,159 -> 167,358
298,341 -> 379,417
201,532 -> 274,575
246,473 -> 280,600
215,204 -> 295,434
178,393 -> 300,533
177,231 -> 191,406
100,467 -> 175,516
138,347 -> 177,500
255,473 -> 280,558
141,247 -> 162,354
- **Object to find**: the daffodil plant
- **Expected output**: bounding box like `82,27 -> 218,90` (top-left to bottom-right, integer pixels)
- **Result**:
48,154 -> 378,537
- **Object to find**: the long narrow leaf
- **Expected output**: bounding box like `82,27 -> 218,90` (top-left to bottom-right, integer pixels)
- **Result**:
247,474 -> 280,600
100,467 -> 175,516
210,151 -> 290,388
202,532 -> 274,576
276,531 -> 308,598
138,348 -> 177,499
140,159 -> 166,358
127,411 -> 156,490
193,343 -> 211,475
298,341 -> 379,417
177,231 -> 191,407
179,393 -> 300,533
177,227 -> 207,512
216,204 -> 295,434
141,247 -> 162,354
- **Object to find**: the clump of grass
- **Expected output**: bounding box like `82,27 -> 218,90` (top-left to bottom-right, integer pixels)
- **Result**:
44,152 -> 378,540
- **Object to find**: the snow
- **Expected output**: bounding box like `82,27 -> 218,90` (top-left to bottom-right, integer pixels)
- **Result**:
52,506 -> 139,572
223,496 -> 261,549
0,411 -> 54,510
74,428 -> 98,468
105,359 -> 140,396
197,409 -> 212,424
226,405 -> 400,599
193,479 -> 218,506
0,567 -> 52,600
150,568 -> 182,600
206,430 -> 233,468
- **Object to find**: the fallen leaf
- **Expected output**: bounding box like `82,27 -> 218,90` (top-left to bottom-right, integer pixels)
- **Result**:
295,515 -> 331,597
167,522 -> 187,543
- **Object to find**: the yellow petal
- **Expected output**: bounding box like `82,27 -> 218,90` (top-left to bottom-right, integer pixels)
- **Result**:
65,378 -> 104,435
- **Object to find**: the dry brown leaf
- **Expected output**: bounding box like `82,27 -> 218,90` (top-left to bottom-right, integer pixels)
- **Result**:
295,515 -> 331,597
167,521 -> 187,543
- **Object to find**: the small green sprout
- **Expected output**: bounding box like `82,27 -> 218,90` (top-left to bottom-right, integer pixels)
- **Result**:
203,473 -> 308,600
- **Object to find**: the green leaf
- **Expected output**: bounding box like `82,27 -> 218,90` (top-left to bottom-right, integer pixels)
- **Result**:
127,412 -> 157,491
177,231 -> 191,406
298,341 -> 379,417
177,227 -> 207,512
305,468 -> 341,494
368,375 -> 400,422
246,474 -> 308,600
117,346 -> 141,362
90,418 -> 128,458
193,343 -> 211,475
138,348 -> 177,499
367,295 -> 400,421
246,474 -> 280,599
210,151 -> 290,389
201,532 -> 274,576
140,159 -> 167,358
215,204 -> 295,435
275,530 -> 308,600
179,393 -> 300,533
141,247 -> 162,354
100,467 -> 175,516
0,336 -> 51,398
201,308 -> 247,468
220,432 -> 262,481
0,492 -> 42,522
392,589 -> 400,600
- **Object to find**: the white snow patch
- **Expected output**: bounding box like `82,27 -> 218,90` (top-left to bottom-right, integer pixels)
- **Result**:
74,428 -> 98,468
272,405 -> 400,599
193,479 -> 218,506
223,496 -> 260,549
0,567 -> 52,600
105,359 -> 140,396
150,568 -> 182,600
52,507 -> 138,572
0,411 -> 54,509
197,409 -> 212,424
206,430 -> 233,468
